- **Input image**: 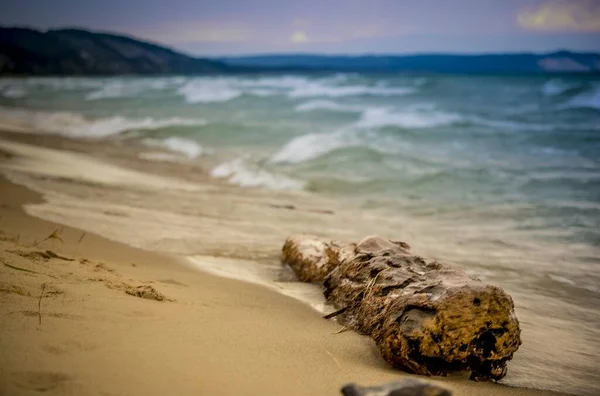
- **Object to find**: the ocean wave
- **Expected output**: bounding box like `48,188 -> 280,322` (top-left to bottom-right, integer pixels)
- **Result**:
179,76 -> 310,99
46,114 -> 207,138
143,137 -> 207,159
239,75 -> 358,96
178,79 -> 242,103
85,79 -> 172,101
0,106 -> 207,138
562,85 -> 600,110
179,76 -> 352,102
20,77 -> 106,90
542,79 -> 576,97
86,82 -> 131,101
269,130 -> 359,164
0,85 -> 27,99
211,158 -> 305,190
468,117 -> 554,132
238,76 -> 309,90
295,100 -> 360,113
271,104 -> 462,165
288,82 -> 415,98
356,106 -> 462,129
247,88 -> 278,97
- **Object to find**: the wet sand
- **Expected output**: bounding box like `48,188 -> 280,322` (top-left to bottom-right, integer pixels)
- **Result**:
0,128 -> 580,395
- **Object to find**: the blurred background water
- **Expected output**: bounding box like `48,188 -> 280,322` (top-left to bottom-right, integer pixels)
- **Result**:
1,73 -> 599,298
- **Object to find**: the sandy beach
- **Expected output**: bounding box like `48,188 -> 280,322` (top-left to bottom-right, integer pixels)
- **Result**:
0,128 -> 581,396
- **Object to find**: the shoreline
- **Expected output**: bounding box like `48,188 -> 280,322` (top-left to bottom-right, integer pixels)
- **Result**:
0,128 -> 580,395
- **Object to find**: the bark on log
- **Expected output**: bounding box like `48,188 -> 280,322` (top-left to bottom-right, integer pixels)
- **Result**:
282,235 -> 521,382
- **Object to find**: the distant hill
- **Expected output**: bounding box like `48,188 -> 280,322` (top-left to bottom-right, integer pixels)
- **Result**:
0,27 -> 231,75
222,52 -> 600,74
2,26 -> 599,76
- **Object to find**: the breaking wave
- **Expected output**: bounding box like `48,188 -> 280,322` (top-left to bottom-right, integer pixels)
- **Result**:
85,79 -> 174,101
0,106 -> 207,138
0,85 -> 27,99
269,131 -> 358,164
542,79 -> 576,97
562,85 -> 600,110
295,100 -> 360,113
211,157 -> 305,190
356,105 -> 463,129
143,137 -> 206,159
178,79 -> 242,103
288,82 -> 415,98
237,76 -> 309,90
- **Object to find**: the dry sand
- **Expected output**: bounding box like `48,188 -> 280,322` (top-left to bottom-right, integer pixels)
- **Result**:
0,130 -> 572,396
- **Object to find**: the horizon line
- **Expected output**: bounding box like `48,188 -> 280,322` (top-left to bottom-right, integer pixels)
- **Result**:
214,50 -> 600,58
2,25 -> 599,59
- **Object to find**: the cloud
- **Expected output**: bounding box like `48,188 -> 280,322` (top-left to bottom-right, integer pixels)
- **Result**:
291,31 -> 309,43
517,0 -> 600,32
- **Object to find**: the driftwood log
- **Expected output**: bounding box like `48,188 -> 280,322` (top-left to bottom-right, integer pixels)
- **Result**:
282,235 -> 521,382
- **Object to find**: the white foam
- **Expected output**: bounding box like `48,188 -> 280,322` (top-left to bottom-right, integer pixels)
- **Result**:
563,85 -> 600,110
542,79 -> 574,96
248,88 -> 277,97
178,79 -> 242,103
356,106 -> 462,129
269,130 -> 357,164
85,82 -> 132,101
0,106 -> 207,139
0,139 -> 199,191
0,85 -> 27,98
85,79 -> 176,101
211,158 -> 305,190
295,100 -> 360,113
237,76 -> 308,90
186,256 -> 330,313
470,117 -> 553,131
236,75 -> 364,99
143,137 -> 206,159
86,81 -> 127,101
289,82 -> 415,98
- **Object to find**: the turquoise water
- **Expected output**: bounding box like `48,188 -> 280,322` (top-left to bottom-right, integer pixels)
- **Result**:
1,74 -> 599,285
1,73 -> 600,394
1,73 -> 599,265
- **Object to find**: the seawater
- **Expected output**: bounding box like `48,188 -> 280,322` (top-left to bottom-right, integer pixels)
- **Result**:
1,73 -> 599,395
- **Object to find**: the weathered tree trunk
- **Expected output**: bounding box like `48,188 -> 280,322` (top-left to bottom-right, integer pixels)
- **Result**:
282,235 -> 521,382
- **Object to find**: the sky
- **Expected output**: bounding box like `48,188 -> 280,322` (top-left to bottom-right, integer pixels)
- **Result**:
2,0 -> 600,55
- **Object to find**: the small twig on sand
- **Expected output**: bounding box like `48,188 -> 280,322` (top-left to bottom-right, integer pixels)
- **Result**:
323,306 -> 348,320
326,350 -> 342,369
4,262 -> 39,274
38,283 -> 46,326
77,232 -> 87,244
33,228 -> 64,247
3,262 -> 59,278
332,326 -> 349,335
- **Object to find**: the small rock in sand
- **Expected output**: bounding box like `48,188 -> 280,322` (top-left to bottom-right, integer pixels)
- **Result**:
124,285 -> 168,301
341,379 -> 452,396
